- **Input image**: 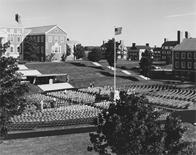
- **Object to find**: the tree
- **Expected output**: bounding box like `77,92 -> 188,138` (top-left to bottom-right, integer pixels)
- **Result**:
23,37 -> 39,61
0,38 -> 10,57
88,48 -> 102,62
103,39 -> 120,67
88,91 -> 191,155
61,44 -> 72,61
0,57 -> 28,138
139,49 -> 153,77
73,44 -> 85,60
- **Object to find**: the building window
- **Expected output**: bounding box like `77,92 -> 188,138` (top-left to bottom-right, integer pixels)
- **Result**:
54,36 -> 58,42
181,52 -> 186,59
194,52 -> 196,59
181,61 -> 186,69
187,62 -> 192,69
162,56 -> 166,60
10,29 -> 14,34
41,46 -> 44,54
194,62 -> 196,69
10,46 -> 14,52
41,36 -> 44,42
34,36 -> 36,41
175,52 -> 179,59
10,36 -> 14,42
17,29 -> 21,34
48,36 -> 52,42
187,52 -> 192,59
37,36 -> 40,42
17,36 -> 20,42
167,51 -> 171,54
17,46 -> 20,53
175,61 -> 179,69
60,36 -> 64,43
162,51 -> 166,54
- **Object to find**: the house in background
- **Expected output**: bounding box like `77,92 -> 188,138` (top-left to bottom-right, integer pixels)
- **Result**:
173,38 -> 196,81
0,26 -> 30,58
153,46 -> 162,61
160,31 -> 190,64
25,25 -> 67,62
117,40 -> 127,60
127,43 -> 139,60
127,43 -> 152,61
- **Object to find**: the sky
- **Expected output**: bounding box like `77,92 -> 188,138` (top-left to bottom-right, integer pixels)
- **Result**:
0,0 -> 196,46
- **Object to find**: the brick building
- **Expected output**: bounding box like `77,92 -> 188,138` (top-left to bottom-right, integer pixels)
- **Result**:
173,38 -> 196,81
153,47 -> 162,61
25,25 -> 67,62
127,43 -> 152,61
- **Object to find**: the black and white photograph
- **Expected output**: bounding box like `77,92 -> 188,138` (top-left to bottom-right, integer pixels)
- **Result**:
0,0 -> 196,154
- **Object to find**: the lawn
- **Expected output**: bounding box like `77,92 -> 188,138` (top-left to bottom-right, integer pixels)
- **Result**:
1,123 -> 195,155
0,133 -> 98,155
25,60 -> 158,88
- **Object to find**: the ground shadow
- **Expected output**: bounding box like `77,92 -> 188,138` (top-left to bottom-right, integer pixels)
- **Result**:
70,62 -> 86,67
99,71 -> 139,81
88,66 -> 104,70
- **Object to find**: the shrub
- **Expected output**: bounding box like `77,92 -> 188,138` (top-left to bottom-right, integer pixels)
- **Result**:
88,91 -> 192,155
88,48 -> 102,62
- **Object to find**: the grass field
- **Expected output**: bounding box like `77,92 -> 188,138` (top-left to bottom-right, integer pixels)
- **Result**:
1,123 -> 195,155
25,60 -> 159,88
0,133 -> 97,155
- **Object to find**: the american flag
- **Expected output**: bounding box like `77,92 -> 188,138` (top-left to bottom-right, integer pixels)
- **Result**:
114,27 -> 122,35
15,13 -> 21,24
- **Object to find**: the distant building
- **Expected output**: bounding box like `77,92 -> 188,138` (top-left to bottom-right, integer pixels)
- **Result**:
0,26 -> 30,58
153,46 -> 162,61
160,31 -> 187,64
173,38 -> 196,80
117,40 -> 127,60
127,43 -> 152,61
25,25 -> 67,62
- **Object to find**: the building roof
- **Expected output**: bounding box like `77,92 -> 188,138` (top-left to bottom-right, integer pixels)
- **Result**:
153,47 -> 162,51
136,45 -> 152,50
162,41 -> 178,47
84,46 -> 100,50
173,38 -> 196,51
27,25 -> 56,35
127,46 -> 138,51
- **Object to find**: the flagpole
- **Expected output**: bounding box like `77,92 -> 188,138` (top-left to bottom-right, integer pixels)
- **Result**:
114,28 -> 116,101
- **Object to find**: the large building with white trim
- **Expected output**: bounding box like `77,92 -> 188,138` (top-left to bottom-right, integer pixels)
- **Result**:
25,25 -> 67,62
0,27 -> 30,58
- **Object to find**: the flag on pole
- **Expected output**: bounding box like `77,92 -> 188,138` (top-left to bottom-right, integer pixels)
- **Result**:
15,13 -> 21,24
114,27 -> 122,35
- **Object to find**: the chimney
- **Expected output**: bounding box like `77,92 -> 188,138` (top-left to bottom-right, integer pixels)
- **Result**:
132,43 -> 136,47
103,40 -> 105,45
146,43 -> 149,47
185,31 -> 189,39
177,30 -> 182,44
164,38 -> 167,42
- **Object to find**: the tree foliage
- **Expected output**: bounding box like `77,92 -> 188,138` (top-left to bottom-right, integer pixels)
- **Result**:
73,44 -> 85,60
103,39 -> 120,67
23,37 -> 39,61
88,91 -> 191,155
88,48 -> 102,62
139,49 -> 153,77
0,39 -> 10,57
0,57 -> 28,138
61,44 -> 72,61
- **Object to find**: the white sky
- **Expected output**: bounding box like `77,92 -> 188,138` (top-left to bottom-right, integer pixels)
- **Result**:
0,0 -> 196,46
